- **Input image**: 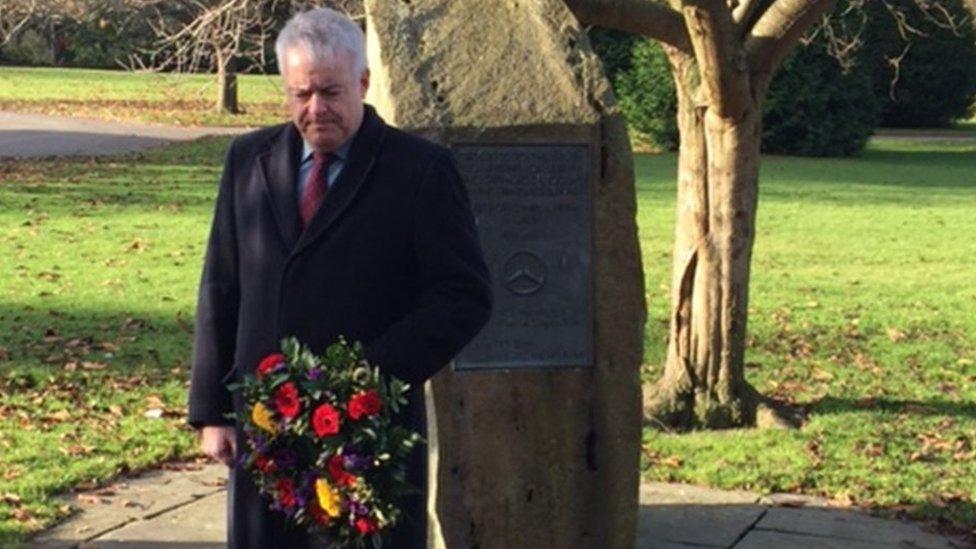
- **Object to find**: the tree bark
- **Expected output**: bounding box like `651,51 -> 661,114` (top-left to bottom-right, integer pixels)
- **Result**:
643,47 -> 763,429
216,52 -> 239,114
569,0 -> 827,429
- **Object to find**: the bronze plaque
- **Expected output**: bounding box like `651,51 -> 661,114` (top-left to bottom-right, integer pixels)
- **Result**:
453,143 -> 593,370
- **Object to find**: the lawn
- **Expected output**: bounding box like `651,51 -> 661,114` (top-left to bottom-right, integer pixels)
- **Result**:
638,139 -> 976,539
0,137 -> 974,544
0,66 -> 286,126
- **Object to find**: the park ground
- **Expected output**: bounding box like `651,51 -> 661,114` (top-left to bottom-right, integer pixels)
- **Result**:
0,67 -> 974,546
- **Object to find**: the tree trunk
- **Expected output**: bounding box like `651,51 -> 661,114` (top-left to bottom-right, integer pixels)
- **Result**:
643,47 -> 763,429
216,53 -> 239,114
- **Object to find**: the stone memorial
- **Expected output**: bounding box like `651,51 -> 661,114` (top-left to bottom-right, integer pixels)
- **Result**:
365,0 -> 645,546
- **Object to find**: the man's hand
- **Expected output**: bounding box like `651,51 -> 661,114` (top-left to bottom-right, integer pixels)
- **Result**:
198,425 -> 237,467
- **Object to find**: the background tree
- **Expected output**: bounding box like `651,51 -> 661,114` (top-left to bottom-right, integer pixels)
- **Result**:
564,0 -> 963,429
133,0 -> 276,114
131,0 -> 362,115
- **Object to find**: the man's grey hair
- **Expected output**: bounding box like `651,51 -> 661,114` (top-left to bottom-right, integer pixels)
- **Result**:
275,8 -> 367,77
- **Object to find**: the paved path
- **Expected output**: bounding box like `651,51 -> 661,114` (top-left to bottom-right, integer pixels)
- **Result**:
29,460 -> 969,548
0,111 -> 248,158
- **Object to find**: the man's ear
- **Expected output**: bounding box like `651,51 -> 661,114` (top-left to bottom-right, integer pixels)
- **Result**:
360,68 -> 370,98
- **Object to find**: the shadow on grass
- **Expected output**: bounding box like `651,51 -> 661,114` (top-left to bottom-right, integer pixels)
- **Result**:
809,396 -> 976,420
0,303 -> 193,380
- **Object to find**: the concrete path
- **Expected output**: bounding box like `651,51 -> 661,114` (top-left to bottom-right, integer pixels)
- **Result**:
29,460 -> 969,548
0,111 -> 248,158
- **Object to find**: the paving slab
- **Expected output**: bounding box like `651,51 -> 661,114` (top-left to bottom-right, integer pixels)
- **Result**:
94,491 -> 226,548
637,483 -> 766,548
734,529 -> 890,549
0,111 -> 247,158
31,462 -> 228,548
754,507 -> 959,549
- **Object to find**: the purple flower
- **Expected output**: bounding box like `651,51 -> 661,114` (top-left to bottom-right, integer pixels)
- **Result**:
343,452 -> 372,471
348,499 -> 370,517
308,367 -> 322,381
274,448 -> 298,470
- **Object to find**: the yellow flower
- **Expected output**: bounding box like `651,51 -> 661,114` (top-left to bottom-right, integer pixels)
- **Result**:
251,402 -> 277,435
315,478 -> 343,518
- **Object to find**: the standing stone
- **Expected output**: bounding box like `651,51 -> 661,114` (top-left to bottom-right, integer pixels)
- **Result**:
365,1 -> 645,547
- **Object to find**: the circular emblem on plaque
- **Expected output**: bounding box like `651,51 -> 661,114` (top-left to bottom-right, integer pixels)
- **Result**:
503,251 -> 547,296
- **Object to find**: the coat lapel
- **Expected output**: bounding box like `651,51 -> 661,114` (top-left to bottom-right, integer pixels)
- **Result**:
294,105 -> 387,256
257,124 -> 303,250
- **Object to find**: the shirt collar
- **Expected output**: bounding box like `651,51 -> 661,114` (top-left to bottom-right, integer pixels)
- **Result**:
301,135 -> 354,165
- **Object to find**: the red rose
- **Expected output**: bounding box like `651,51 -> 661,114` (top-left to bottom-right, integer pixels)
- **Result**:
275,477 -> 297,508
308,500 -> 332,525
274,382 -> 301,420
327,454 -> 357,487
257,353 -> 285,378
355,517 -> 378,534
254,454 -> 277,474
347,390 -> 382,420
311,403 -> 341,437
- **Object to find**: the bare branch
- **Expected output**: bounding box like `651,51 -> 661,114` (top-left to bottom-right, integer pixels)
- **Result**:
743,0 -> 836,83
564,0 -> 693,52
0,0 -> 38,45
732,0 -> 775,35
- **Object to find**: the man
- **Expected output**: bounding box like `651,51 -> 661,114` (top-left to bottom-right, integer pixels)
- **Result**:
187,8 -> 492,548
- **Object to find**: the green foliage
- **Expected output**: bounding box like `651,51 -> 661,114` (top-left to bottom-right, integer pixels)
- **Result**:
589,26 -> 880,156
864,0 -> 976,128
762,40 -> 880,157
0,28 -> 54,65
590,29 -> 678,151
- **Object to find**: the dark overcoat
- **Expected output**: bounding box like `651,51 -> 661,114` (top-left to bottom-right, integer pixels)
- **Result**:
187,105 -> 492,548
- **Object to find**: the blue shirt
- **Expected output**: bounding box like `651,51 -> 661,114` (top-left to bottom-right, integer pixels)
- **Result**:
297,138 -> 353,205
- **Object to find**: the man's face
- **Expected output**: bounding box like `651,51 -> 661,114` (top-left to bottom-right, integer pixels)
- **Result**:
283,47 -> 369,152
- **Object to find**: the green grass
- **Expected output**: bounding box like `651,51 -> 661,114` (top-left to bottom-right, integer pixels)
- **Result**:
638,139 -> 976,538
0,137 -> 974,544
0,66 -> 287,126
0,138 -> 231,544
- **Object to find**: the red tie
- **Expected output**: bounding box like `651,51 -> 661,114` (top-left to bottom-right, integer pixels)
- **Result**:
300,151 -> 330,229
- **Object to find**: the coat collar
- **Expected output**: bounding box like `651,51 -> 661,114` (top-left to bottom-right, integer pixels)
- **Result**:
257,104 -> 386,253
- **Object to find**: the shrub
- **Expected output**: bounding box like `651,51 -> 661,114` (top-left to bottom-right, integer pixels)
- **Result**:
762,40 -> 880,157
589,23 -> 880,156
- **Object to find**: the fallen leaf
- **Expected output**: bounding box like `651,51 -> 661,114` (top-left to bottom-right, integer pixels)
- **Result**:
76,494 -> 107,505
46,410 -> 72,422
1,492 -> 21,505
887,328 -> 906,343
